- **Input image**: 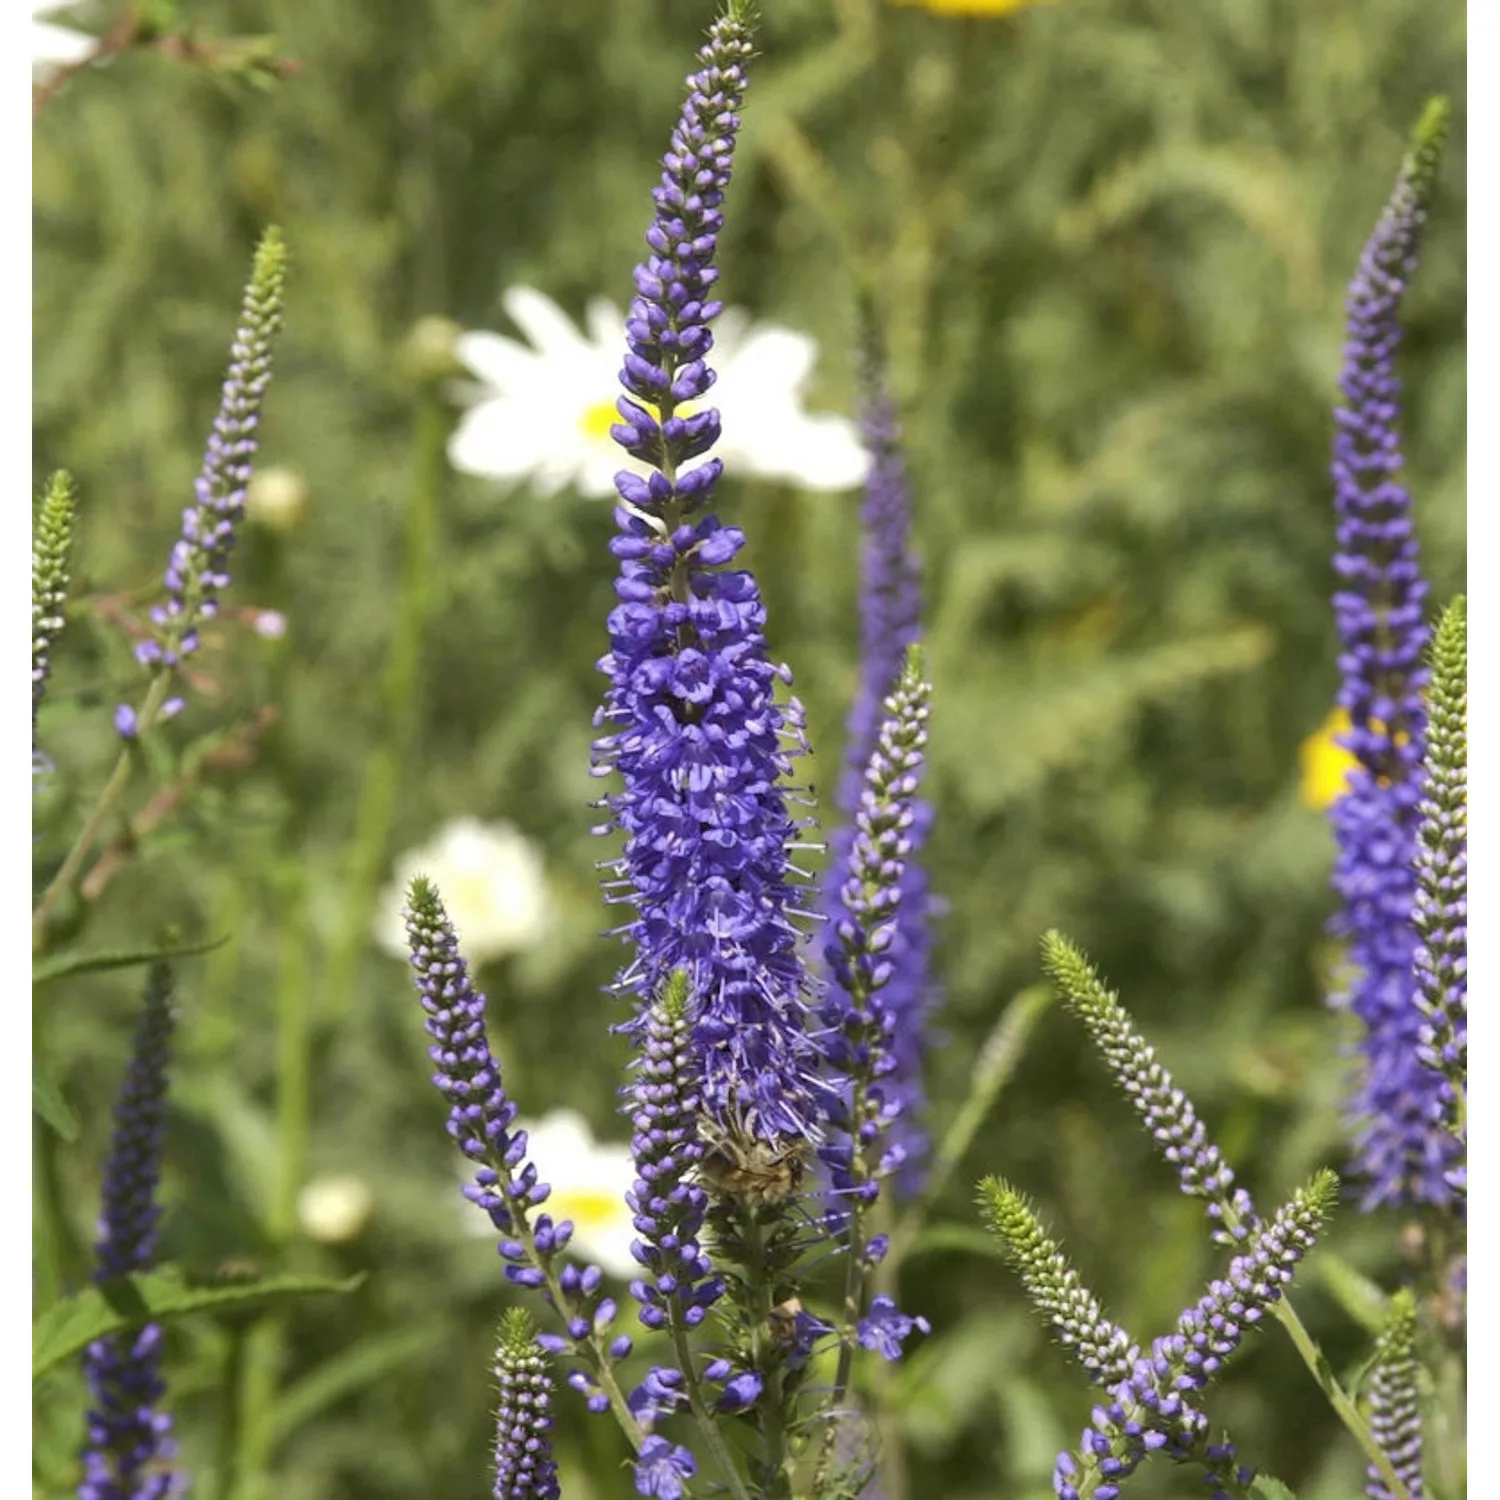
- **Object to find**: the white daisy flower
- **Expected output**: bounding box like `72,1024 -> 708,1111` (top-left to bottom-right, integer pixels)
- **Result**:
32,1 -> 94,78
377,817 -> 553,964
448,286 -> 869,497
297,1173 -> 376,1244
246,464 -> 310,532
460,1108 -> 637,1280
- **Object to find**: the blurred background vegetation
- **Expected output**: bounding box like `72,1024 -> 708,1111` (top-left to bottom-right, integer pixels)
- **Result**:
33,0 -> 1465,1496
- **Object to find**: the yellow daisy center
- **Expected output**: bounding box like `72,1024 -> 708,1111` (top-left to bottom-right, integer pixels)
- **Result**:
580,401 -> 619,441
552,1186 -> 628,1232
579,396 -> 707,443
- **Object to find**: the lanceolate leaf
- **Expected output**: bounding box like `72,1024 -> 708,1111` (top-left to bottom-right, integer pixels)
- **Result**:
33,1267 -> 362,1382
32,933 -> 231,988
32,1066 -> 80,1141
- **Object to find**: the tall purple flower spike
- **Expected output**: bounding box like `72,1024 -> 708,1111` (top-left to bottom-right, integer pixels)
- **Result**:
491,1309 -> 562,1500
822,650 -> 931,1219
1411,594 -> 1466,1199
1326,99 -> 1457,1208
823,352 -> 936,1195
79,964 -> 178,1500
403,877 -> 626,1397
592,7 -> 823,1144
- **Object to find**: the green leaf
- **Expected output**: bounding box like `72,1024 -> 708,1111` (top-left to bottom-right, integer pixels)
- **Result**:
32,1067 -> 79,1142
32,933 -> 231,988
271,1326 -> 439,1442
33,1267 -> 362,1382
1315,1251 -> 1390,1337
1251,1477 -> 1300,1500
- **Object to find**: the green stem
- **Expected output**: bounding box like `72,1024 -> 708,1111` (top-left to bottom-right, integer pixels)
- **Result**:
229,865 -> 313,1500
742,1210 -> 789,1498
322,393 -> 446,1023
33,674 -> 172,949
672,1320 -> 754,1500
31,998 -> 84,1304
888,985 -> 1051,1270
813,1073 -> 873,1495
1270,1298 -> 1409,1499
1209,1188 -> 1410,1500
528,1232 -> 644,1452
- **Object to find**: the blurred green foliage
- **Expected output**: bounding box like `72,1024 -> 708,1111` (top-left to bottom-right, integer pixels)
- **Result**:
33,0 -> 1464,1496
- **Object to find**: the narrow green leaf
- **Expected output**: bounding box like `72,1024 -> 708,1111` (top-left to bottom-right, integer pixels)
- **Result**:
32,1067 -> 79,1141
1251,1478 -> 1299,1500
32,1267 -> 362,1382
32,933 -> 231,988
271,1326 -> 440,1442
1315,1251 -> 1390,1337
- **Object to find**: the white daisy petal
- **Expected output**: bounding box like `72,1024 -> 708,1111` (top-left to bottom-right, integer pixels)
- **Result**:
765,412 -> 871,491
454,330 -> 544,395
585,297 -> 627,352
502,285 -> 597,363
32,17 -> 93,74
447,398 -> 565,487
461,1109 -> 638,1279
451,289 -> 865,496
719,325 -> 818,394
376,817 -> 553,962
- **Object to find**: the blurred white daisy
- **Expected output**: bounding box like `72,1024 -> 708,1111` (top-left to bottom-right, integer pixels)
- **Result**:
32,2 -> 94,78
377,817 -> 553,964
460,1109 -> 637,1280
448,286 -> 869,497
297,1173 -> 375,1244
246,464 -> 310,532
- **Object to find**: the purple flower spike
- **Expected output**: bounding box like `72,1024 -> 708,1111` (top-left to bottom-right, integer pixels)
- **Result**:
140,228 -> 286,700
1050,1171 -> 1335,1500
404,877 -> 618,1391
593,8 -> 823,1144
821,649 -> 931,1233
1325,99 -> 1457,1209
823,351 -> 936,1196
79,963 -> 178,1500
625,971 -> 721,1332
1041,933 -> 1259,1246
491,1310 -> 561,1500
1365,1292 -> 1423,1500
1411,596 -> 1466,1178
403,877 -> 545,1240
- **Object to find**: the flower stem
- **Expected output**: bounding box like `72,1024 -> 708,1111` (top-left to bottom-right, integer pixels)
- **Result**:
671,1320 -> 754,1500
32,673 -> 173,950
887,984 -> 1051,1270
740,1208 -> 790,1499
323,391 -> 446,1022
813,1074 -> 873,1495
1270,1296 -> 1409,1499
229,863 -> 313,1500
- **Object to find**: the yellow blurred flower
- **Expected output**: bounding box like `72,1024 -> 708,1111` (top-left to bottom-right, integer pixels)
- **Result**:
1299,708 -> 1360,810
888,0 -> 1065,15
